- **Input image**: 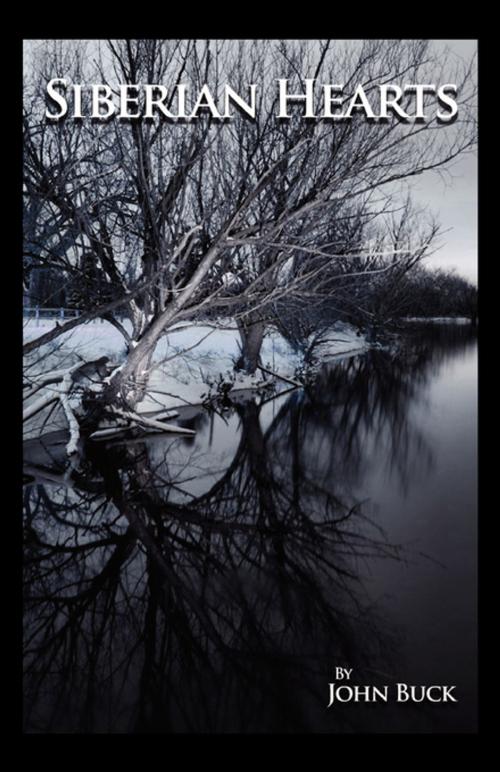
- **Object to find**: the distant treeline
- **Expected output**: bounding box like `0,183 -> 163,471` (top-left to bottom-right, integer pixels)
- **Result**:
389,266 -> 477,322
24,261 -> 477,338
273,264 -> 477,353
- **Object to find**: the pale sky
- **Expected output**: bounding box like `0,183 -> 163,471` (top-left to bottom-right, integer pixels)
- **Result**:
24,38 -> 478,284
411,40 -> 477,284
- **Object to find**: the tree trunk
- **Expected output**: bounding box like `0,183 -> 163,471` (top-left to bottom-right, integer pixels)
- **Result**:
104,344 -> 156,411
236,318 -> 266,374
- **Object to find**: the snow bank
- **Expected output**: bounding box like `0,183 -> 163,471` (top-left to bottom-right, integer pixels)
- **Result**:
403,316 -> 471,325
23,318 -> 129,362
135,322 -> 305,413
309,321 -> 369,360
23,317 -> 367,417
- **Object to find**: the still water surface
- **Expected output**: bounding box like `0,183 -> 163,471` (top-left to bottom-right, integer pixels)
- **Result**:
23,324 -> 477,733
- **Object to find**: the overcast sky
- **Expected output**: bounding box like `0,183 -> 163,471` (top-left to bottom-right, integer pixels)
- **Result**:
24,39 -> 478,284
411,40 -> 477,283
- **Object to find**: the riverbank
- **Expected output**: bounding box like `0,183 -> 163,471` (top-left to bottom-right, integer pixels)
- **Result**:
23,318 -> 368,438
402,316 -> 473,325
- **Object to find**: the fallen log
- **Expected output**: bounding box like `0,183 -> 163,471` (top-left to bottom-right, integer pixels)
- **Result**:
23,357 -> 113,456
113,408 -> 195,436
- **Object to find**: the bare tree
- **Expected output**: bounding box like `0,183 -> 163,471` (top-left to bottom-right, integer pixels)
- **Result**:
23,39 -> 477,443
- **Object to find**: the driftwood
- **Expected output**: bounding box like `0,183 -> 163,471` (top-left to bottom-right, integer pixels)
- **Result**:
23,357 -> 195,456
88,427 -> 130,441
89,409 -> 182,440
24,359 -> 111,419
23,359 -> 114,456
112,408 -> 195,436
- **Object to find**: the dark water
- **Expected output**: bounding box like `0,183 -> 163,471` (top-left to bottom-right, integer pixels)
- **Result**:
22,324 -> 478,734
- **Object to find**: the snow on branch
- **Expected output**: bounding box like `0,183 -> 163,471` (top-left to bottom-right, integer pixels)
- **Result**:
23,358 -> 111,456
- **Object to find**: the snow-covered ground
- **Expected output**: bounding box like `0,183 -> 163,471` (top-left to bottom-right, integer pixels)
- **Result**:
23,317 -> 368,436
403,317 -> 472,324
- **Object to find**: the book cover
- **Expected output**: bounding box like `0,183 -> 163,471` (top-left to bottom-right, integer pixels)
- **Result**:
22,38 -> 478,734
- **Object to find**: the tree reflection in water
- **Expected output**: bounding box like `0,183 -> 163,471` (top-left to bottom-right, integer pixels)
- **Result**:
23,324 -> 477,733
